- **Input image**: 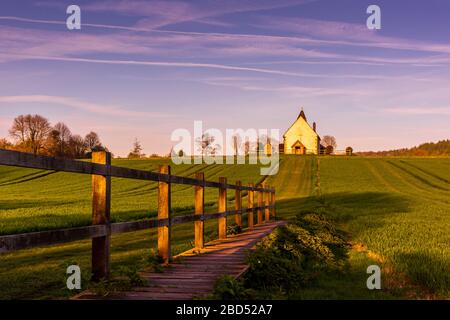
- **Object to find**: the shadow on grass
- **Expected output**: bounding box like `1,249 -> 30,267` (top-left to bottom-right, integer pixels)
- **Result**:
276,191 -> 411,223
395,251 -> 450,296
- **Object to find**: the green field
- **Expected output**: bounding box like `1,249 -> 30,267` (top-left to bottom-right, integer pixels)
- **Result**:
0,156 -> 449,299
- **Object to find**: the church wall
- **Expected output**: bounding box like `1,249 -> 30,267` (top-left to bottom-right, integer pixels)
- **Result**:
283,117 -> 319,154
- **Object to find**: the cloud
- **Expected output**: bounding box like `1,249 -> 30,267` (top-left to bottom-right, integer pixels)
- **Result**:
383,107 -> 450,115
2,16 -> 450,66
254,16 -> 450,55
1,52 -> 432,82
200,78 -> 372,97
84,0 -> 311,28
0,95 -> 172,119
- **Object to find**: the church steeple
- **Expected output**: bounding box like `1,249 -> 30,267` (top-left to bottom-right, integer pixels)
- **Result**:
298,108 -> 307,121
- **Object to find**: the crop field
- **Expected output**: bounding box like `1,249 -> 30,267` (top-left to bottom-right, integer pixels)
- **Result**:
0,156 -> 449,299
0,158 -> 266,235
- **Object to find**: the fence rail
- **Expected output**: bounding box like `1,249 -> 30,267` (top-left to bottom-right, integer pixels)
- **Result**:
0,149 -> 276,281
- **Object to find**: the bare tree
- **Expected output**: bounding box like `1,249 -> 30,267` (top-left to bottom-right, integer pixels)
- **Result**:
9,115 -> 27,144
232,134 -> 241,156
54,122 -> 72,156
84,131 -> 102,152
69,134 -> 87,158
196,133 -> 220,156
0,138 -> 12,150
243,140 -> 251,156
9,114 -> 51,154
322,135 -> 337,149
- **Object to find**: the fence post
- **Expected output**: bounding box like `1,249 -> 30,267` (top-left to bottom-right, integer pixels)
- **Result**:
218,177 -> 227,239
271,188 -> 276,217
91,151 -> 111,281
235,181 -> 242,228
264,184 -> 270,222
247,183 -> 254,228
158,165 -> 171,263
194,172 -> 205,249
257,185 -> 263,225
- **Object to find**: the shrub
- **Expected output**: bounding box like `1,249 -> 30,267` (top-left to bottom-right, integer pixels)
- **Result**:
243,212 -> 348,298
227,223 -> 242,235
211,275 -> 256,300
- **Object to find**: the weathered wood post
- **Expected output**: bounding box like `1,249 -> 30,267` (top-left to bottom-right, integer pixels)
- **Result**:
91,151 -> 111,281
264,184 -> 270,222
218,177 -> 227,239
158,165 -> 171,263
271,187 -> 276,217
235,180 -> 242,228
257,185 -> 263,225
247,183 -> 254,228
194,172 -> 205,249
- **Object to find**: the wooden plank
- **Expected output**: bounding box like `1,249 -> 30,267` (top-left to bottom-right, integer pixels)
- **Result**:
110,166 -> 163,182
271,189 -> 276,217
110,218 -> 166,234
76,221 -> 285,300
257,186 -> 263,225
0,149 -> 106,175
0,207 -> 274,254
0,225 -> 106,253
91,151 -> 111,281
218,177 -> 227,240
194,172 -> 205,249
235,180 -> 242,228
247,183 -> 254,228
0,150 -> 274,193
121,292 -> 195,300
264,184 -> 270,223
158,165 -> 171,263
132,286 -> 212,293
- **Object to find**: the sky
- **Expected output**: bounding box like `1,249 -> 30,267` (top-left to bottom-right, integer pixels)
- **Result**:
0,0 -> 449,156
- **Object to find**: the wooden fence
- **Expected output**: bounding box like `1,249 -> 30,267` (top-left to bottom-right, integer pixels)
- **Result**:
0,149 -> 275,280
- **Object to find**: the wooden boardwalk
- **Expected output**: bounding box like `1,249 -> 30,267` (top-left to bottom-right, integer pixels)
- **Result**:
77,220 -> 285,300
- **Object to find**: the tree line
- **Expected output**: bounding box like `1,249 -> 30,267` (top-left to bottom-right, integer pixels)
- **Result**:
0,114 -> 107,158
357,139 -> 450,156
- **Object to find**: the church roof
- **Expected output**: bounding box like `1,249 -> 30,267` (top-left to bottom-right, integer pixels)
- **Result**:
283,108 -> 319,139
298,109 -> 307,121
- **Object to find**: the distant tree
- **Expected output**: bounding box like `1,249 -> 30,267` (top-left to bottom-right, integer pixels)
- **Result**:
45,122 -> 72,157
357,139 -> 450,156
9,114 -> 51,154
84,131 -> 102,152
54,122 -> 72,156
128,138 -> 144,159
178,149 -> 184,157
9,115 -> 27,144
243,140 -> 251,156
0,138 -> 12,150
69,134 -> 88,158
325,145 -> 334,155
169,146 -> 176,158
232,135 -> 241,156
45,129 -> 61,156
257,134 -> 269,154
322,135 -> 337,150
196,133 -> 220,156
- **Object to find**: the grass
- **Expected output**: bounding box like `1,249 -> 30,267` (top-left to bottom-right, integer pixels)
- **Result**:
0,155 -> 449,299
316,157 -> 450,296
0,158 -> 266,235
